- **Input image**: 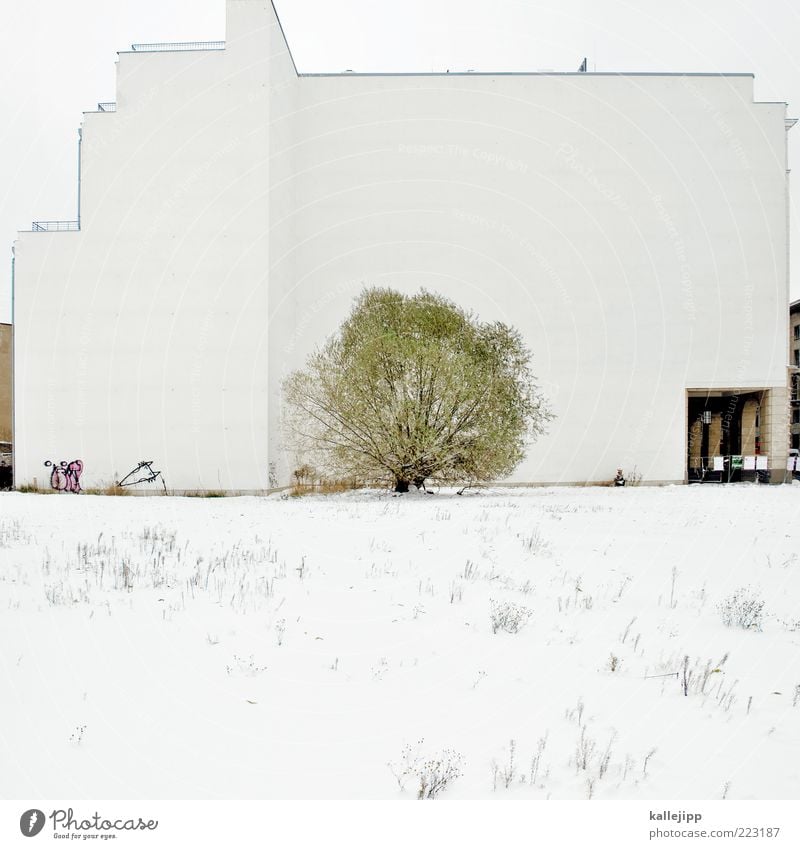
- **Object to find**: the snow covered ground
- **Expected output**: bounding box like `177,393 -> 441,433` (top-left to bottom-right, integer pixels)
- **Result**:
1,484 -> 799,800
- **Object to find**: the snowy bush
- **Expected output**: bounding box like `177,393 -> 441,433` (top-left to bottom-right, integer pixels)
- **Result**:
718,587 -> 765,631
225,654 -> 267,677
416,751 -> 464,799
491,739 -> 517,790
575,725 -> 596,771
0,518 -> 29,547
521,528 -> 548,555
388,739 -> 464,799
489,598 -> 533,634
282,287 -> 553,492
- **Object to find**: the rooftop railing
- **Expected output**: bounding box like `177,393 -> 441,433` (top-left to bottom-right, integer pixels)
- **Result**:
97,102 -> 116,112
130,41 -> 225,52
31,221 -> 80,232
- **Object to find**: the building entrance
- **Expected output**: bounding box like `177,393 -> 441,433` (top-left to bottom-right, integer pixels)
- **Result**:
687,390 -> 766,483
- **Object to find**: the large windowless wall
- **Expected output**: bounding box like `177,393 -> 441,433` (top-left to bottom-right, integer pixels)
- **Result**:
12,0 -> 791,491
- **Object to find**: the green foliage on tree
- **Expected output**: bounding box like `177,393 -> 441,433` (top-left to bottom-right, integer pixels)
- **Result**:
283,287 -> 553,492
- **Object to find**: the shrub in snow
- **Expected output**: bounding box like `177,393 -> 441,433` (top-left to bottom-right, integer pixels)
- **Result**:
574,725 -> 596,772
225,654 -> 267,677
282,287 -> 553,492
521,528 -> 548,555
0,519 -> 29,547
717,587 -> 765,631
489,598 -> 533,634
388,739 -> 464,799
529,733 -> 548,786
491,739 -> 517,790
416,751 -> 464,799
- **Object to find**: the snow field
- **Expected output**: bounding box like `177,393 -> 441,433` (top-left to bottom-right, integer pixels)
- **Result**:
1,484 -> 799,799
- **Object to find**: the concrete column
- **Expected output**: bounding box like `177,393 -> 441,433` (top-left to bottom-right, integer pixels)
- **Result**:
709,413 -> 723,460
688,416 -> 702,470
741,396 -> 759,455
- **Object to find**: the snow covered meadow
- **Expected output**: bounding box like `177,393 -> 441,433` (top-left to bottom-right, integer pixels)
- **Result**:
1,485 -> 799,800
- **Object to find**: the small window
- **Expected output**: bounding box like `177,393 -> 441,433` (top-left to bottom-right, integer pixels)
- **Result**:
795,324 -> 800,340
795,349 -> 800,367
794,408 -> 800,424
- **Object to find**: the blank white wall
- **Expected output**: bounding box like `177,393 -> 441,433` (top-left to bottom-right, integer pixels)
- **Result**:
12,1 -> 791,489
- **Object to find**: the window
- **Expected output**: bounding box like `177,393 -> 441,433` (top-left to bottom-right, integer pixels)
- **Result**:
795,324 -> 800,340
794,408 -> 800,424
795,349 -> 800,367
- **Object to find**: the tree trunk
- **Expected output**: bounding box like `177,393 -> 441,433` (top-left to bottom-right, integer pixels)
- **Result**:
394,479 -> 410,493
413,476 -> 426,490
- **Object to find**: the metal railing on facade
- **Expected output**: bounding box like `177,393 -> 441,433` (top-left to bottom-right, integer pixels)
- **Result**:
97,102 -> 116,112
130,41 -> 225,52
31,221 -> 80,232
687,454 -> 800,484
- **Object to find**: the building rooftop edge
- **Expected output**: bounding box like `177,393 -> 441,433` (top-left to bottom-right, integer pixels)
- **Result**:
111,47 -> 759,81
296,71 -> 757,78
110,53 -> 763,83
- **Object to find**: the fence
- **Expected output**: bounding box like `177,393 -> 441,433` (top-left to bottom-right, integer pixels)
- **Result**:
31,221 -> 80,232
130,41 -> 225,52
687,455 -> 800,484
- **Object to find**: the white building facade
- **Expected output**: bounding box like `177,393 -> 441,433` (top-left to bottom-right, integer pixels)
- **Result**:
12,0 -> 792,491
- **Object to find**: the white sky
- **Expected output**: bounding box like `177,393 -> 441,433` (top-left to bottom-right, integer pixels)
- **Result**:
1,0 -> 799,325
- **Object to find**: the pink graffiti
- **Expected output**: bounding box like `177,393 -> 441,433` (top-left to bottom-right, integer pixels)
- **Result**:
44,459 -> 84,493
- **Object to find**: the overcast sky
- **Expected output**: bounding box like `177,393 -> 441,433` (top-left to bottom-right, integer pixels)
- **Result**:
2,0 -> 799,324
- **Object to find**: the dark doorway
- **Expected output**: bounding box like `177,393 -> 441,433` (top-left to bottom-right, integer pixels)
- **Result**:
687,391 -> 754,483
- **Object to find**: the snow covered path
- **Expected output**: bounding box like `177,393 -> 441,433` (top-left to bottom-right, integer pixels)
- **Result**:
1,485 -> 799,799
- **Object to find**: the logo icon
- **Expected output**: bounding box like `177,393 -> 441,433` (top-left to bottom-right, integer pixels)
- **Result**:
19,809 -> 46,837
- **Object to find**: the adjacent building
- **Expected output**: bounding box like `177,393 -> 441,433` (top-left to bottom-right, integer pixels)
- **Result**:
10,0 -> 794,491
0,322 -> 10,489
0,322 -> 11,444
791,298 -> 800,453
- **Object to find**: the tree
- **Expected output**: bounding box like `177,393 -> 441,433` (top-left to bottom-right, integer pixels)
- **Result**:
282,287 -> 553,492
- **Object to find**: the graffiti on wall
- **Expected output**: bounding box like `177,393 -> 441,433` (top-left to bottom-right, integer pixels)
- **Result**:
44,459 -> 83,493
117,460 -> 167,493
